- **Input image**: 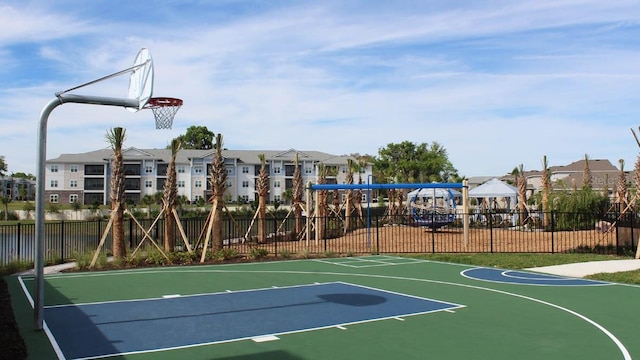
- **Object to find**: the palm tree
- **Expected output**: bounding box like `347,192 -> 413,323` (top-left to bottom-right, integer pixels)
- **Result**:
513,164 -> 527,226
617,159 -> 628,210
256,154 -> 269,243
316,162 -> 328,239
582,154 -> 592,190
541,156 -> 551,228
163,138 -> 182,252
141,194 -> 155,219
105,127 -> 127,259
209,134 -> 228,253
344,159 -> 355,233
292,153 -> 304,236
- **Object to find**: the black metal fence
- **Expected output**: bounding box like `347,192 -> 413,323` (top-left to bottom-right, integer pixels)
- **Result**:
0,210 -> 637,266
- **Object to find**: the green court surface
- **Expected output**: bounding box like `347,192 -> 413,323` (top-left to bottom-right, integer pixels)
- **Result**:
7,256 -> 640,359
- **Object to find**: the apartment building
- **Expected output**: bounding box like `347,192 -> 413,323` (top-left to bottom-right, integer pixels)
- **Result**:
0,176 -> 36,201
45,148 -> 372,206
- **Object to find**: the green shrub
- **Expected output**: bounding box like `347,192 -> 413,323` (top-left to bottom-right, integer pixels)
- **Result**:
213,248 -> 239,261
0,259 -> 33,276
278,249 -> 292,259
249,247 -> 269,259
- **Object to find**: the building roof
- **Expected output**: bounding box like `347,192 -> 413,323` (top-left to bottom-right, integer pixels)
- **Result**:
48,148 -> 358,165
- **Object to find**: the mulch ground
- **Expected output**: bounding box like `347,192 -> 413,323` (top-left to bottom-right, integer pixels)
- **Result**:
0,277 -> 27,360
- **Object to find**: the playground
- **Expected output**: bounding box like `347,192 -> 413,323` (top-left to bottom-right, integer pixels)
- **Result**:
7,255 -> 640,359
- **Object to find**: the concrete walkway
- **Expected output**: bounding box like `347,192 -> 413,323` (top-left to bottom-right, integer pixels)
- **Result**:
527,259 -> 640,278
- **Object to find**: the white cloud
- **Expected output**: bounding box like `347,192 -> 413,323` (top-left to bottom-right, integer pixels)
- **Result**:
1,0 -> 640,177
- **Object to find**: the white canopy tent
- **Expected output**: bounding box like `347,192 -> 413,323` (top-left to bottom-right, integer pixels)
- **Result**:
468,178 -> 518,210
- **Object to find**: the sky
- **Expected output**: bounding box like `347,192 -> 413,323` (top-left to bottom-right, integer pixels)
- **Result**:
1,1 -> 640,178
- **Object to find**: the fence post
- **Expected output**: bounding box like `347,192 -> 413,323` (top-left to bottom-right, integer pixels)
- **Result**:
273,216 -> 278,258
489,213 -> 494,253
60,220 -> 65,264
632,210 -> 636,252
431,212 -> 436,253
17,222 -> 21,260
551,211 -> 555,254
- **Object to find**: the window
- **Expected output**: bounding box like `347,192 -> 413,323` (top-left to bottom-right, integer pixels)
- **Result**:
50,180 -> 58,188
242,181 -> 249,188
242,166 -> 249,174
145,180 -> 153,188
50,165 -> 58,173
84,178 -> 104,190
341,166 -> 346,173
225,180 -> 232,188
194,166 -> 203,174
70,165 -> 78,173
49,194 -> 58,203
305,167 -> 312,174
241,195 -> 249,202
194,195 -> 203,202
69,194 -> 78,203
145,166 -> 153,174
177,165 -> 185,173
178,181 -> 185,188
274,180 -> 281,188
70,180 -> 78,188
273,167 -> 281,174
85,165 -> 104,175
274,195 -> 281,202
195,180 -> 202,188
226,166 -> 235,175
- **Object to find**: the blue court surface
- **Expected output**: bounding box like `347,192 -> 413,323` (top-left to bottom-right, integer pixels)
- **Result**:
44,281 -> 464,359
461,267 -> 609,286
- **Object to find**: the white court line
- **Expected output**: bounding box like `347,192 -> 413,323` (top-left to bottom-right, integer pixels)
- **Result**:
18,276 -> 66,360
24,261 -> 633,360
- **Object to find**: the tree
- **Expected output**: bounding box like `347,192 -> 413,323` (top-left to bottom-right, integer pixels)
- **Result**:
541,156 -> 551,228
71,200 -> 82,220
140,194 -> 155,219
617,159 -> 628,209
163,138 -> 182,252
292,153 -> 304,236
170,125 -> 215,150
0,156 -> 7,178
209,134 -> 228,253
582,154 -> 592,190
0,196 -> 11,221
374,141 -> 458,184
11,172 -> 35,180
256,154 -> 269,243
512,164 -> 528,226
106,127 -> 127,259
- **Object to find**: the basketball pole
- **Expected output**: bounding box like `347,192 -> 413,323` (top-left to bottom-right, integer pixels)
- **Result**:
34,94 -> 139,330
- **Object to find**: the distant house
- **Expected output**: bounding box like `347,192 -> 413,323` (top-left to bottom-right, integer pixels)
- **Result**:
496,159 -> 629,201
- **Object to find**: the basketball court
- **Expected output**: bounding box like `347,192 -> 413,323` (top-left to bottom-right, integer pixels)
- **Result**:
7,255 -> 639,359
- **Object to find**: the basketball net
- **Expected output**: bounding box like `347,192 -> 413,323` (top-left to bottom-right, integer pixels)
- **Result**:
145,97 -> 183,129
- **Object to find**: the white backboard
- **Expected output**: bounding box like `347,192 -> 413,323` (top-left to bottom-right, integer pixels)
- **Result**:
127,48 -> 154,111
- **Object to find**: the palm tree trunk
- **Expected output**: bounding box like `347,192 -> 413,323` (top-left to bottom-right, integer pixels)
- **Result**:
106,127 -> 127,259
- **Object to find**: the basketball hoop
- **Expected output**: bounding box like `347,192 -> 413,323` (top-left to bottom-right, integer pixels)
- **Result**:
144,97 -> 183,129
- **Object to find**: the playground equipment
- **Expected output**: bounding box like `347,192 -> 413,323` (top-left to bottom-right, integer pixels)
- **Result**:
308,181 -> 470,247
407,188 -> 459,229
